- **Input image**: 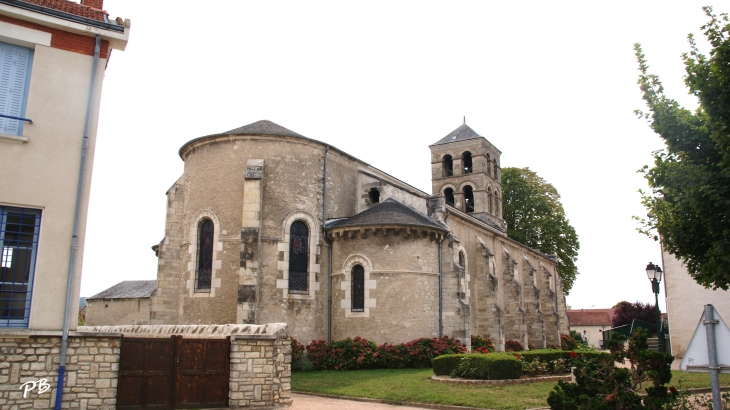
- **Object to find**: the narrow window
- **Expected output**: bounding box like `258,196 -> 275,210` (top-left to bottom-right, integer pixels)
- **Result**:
463,152 -> 473,174
444,188 -> 455,207
486,154 -> 492,177
288,221 -> 309,292
368,188 -> 380,204
488,187 -> 494,214
463,186 -> 474,213
493,160 -> 498,179
0,43 -> 33,136
458,251 -> 465,268
495,194 -> 501,217
196,219 -> 213,291
0,207 -> 41,327
443,155 -> 453,177
351,264 -> 364,312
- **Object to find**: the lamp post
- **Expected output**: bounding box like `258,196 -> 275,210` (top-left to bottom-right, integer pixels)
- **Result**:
645,262 -> 664,352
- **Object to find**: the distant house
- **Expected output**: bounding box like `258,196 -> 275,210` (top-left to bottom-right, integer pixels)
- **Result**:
567,308 -> 614,349
85,280 -> 157,326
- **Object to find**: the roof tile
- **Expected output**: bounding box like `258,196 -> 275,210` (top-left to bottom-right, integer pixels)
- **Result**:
18,0 -> 107,21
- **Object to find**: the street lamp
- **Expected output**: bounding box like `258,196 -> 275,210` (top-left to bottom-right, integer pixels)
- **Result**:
645,262 -> 664,352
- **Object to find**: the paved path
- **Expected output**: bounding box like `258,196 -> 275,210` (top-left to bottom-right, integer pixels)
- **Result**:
290,393 -> 429,410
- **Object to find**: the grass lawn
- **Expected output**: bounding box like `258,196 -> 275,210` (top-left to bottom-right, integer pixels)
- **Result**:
292,369 -> 730,410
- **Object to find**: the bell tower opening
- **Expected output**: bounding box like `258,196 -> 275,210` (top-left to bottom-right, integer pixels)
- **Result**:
463,151 -> 472,174
463,185 -> 474,213
443,155 -> 453,177
444,188 -> 454,207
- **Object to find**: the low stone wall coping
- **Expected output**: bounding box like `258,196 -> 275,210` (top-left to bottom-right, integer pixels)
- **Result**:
431,374 -> 572,385
78,323 -> 288,338
0,329 -> 122,338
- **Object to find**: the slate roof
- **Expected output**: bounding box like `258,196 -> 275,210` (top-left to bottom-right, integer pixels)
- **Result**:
431,123 -> 484,146
87,280 -> 157,300
567,309 -> 614,327
18,0 -> 108,21
222,120 -> 304,138
326,198 -> 447,232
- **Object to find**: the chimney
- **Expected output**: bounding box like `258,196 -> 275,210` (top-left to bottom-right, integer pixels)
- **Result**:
81,0 -> 103,9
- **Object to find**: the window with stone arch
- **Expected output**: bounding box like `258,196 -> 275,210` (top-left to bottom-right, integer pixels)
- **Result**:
196,219 -> 214,292
488,187 -> 493,214
288,220 -> 309,293
444,187 -> 455,207
458,250 -> 466,268
463,185 -> 474,213
443,154 -> 453,177
495,192 -> 501,217
462,151 -> 473,174
351,264 -> 365,312
493,160 -> 499,180
486,153 -> 492,177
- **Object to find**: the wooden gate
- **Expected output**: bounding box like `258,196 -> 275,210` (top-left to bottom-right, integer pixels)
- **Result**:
117,336 -> 230,409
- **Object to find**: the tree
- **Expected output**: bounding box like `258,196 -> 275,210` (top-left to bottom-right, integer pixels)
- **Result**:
635,7 -> 730,290
502,167 -> 580,293
611,301 -> 657,329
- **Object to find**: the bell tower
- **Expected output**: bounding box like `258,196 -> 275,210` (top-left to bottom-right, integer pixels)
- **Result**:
429,123 -> 506,232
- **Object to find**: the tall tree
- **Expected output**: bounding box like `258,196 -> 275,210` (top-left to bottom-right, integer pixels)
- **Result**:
502,167 -> 580,293
635,7 -> 730,290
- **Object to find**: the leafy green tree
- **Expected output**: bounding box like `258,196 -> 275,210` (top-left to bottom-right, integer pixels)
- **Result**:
502,167 -> 580,293
635,7 -> 730,290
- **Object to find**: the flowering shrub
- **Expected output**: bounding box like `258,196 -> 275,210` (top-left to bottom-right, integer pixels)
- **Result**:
291,337 -> 305,363
474,346 -> 491,354
305,336 -> 378,370
560,333 -> 579,350
522,358 -> 550,377
471,335 -> 495,352
305,336 -> 465,370
505,339 -> 524,352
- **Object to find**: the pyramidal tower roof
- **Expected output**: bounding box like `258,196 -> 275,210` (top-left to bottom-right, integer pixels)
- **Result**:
431,123 -> 484,146
223,120 -> 304,138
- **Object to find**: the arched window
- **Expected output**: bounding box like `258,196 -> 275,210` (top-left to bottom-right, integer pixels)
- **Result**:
443,155 -> 453,177
488,187 -> 494,214
463,186 -> 474,213
495,194 -> 501,217
369,188 -> 380,204
444,188 -> 455,207
486,154 -> 492,177
351,264 -> 365,312
288,221 -> 309,292
493,160 -> 498,179
196,219 -> 214,291
463,151 -> 473,174
458,251 -> 465,268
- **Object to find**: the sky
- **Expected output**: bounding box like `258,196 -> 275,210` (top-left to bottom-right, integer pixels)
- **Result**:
80,0 -> 726,312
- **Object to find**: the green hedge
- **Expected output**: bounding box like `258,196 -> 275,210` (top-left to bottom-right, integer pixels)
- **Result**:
432,353 -> 522,380
517,349 -> 610,363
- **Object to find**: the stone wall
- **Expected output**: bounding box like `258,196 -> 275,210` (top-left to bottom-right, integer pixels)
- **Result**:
0,332 -> 121,410
229,336 -> 292,408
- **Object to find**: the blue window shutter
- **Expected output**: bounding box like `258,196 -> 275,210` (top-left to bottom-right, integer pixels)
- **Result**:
0,43 -> 32,136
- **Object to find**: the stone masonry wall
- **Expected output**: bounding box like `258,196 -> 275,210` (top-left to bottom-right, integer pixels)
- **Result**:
229,336 -> 292,408
0,333 -> 120,410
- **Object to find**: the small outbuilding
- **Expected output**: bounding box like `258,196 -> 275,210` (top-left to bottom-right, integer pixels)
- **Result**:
566,308 -> 614,349
85,280 -> 157,326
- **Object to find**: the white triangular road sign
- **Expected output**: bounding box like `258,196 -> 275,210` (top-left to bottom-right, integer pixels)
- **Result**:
679,306 -> 730,373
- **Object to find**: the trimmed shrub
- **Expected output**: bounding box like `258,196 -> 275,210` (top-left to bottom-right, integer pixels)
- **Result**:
505,339 -> 524,352
519,349 -> 565,364
434,353 -> 522,380
397,336 -> 467,368
471,335 -> 495,352
377,342 -> 411,369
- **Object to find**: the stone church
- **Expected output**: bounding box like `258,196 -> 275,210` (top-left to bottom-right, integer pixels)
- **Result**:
148,120 -> 569,351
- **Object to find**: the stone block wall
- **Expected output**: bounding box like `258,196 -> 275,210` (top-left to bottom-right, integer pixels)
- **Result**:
0,333 -> 120,410
229,336 -> 292,408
